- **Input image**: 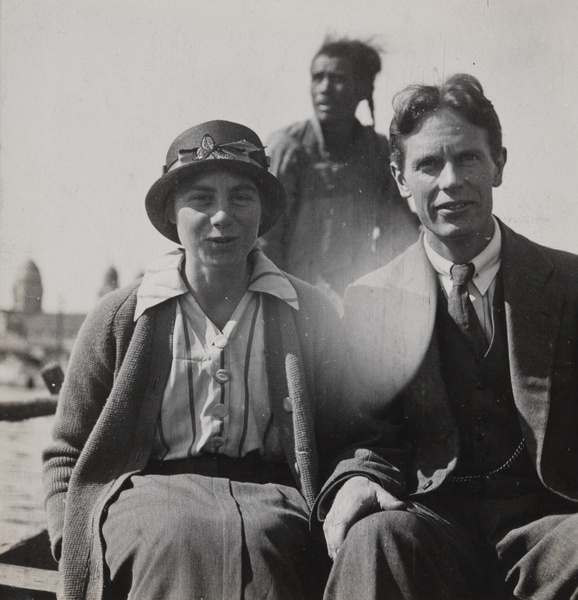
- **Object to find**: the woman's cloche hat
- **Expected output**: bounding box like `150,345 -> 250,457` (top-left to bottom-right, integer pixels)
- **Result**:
145,120 -> 286,243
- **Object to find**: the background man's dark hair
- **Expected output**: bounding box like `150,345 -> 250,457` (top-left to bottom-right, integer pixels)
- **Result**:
313,36 -> 383,123
389,73 -> 503,171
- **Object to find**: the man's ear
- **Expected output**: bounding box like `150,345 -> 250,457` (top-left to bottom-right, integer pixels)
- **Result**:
356,80 -> 373,106
391,162 -> 412,199
492,147 -> 507,188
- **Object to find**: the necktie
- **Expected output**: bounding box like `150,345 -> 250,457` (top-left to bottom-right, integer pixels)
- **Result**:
448,263 -> 488,358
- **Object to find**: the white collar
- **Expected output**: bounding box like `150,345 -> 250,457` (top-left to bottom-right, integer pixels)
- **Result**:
134,247 -> 298,321
423,216 -> 502,295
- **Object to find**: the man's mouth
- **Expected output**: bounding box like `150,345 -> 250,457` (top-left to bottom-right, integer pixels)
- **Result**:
435,201 -> 475,213
316,99 -> 336,111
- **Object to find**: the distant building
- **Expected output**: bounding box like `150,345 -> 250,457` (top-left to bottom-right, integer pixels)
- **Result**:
99,266 -> 119,298
13,259 -> 43,314
0,261 -> 120,388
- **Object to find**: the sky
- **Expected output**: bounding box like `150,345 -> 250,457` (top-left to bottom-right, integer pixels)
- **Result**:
1,0 -> 577,314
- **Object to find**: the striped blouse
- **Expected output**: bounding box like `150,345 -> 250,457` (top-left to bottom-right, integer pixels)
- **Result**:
134,247 -> 300,461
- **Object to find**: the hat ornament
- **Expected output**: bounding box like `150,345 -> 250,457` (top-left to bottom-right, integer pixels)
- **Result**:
165,134 -> 266,174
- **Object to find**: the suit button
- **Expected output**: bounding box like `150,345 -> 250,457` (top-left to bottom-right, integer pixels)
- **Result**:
214,369 -> 230,384
283,397 -> 294,412
476,380 -> 487,391
210,436 -> 225,449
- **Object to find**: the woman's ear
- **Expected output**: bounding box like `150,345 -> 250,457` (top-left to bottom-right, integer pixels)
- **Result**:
164,197 -> 177,226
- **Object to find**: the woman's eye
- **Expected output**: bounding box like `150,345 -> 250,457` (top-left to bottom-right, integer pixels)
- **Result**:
232,194 -> 257,205
191,194 -> 212,204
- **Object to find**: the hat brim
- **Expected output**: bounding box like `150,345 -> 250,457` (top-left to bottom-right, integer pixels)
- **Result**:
145,159 -> 286,244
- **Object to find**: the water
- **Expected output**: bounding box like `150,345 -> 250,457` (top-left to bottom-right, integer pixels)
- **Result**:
0,407 -> 55,554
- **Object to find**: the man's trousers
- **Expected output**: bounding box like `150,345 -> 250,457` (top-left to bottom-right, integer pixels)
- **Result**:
325,483 -> 578,600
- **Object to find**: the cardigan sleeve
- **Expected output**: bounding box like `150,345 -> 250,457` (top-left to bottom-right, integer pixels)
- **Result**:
42,286 -> 137,559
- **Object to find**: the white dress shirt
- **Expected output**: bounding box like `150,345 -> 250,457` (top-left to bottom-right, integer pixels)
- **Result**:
424,216 -> 502,342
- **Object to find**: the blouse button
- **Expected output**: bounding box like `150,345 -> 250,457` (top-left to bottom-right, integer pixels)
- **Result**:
212,404 -> 228,418
214,334 -> 228,349
214,369 -> 230,384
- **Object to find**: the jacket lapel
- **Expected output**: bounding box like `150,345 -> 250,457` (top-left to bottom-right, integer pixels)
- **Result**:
344,236 -> 438,405
499,221 -> 562,463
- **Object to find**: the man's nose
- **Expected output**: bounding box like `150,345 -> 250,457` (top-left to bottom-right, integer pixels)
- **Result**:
317,75 -> 331,93
438,161 -> 462,189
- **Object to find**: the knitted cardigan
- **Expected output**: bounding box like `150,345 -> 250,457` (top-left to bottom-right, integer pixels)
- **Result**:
42,274 -> 342,600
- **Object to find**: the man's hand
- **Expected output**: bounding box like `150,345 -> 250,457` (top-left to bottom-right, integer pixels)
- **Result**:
323,476 -> 406,560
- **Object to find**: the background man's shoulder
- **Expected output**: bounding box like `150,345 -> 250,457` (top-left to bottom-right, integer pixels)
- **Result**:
266,120 -> 312,153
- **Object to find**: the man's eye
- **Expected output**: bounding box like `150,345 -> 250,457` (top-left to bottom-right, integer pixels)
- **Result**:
417,158 -> 438,170
461,154 -> 478,164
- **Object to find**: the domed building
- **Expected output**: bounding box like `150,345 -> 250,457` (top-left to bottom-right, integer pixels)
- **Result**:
98,266 -> 119,298
13,260 -> 43,315
0,261 -> 122,387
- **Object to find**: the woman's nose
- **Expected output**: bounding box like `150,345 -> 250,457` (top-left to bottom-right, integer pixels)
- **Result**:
210,199 -> 234,227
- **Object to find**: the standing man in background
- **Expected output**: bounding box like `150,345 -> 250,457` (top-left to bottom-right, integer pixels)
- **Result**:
260,37 -> 419,305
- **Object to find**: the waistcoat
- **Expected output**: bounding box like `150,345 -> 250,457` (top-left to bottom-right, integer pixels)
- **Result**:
436,276 -> 532,479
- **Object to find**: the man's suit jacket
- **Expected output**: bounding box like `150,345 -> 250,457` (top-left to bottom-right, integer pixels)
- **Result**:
341,219 -> 578,501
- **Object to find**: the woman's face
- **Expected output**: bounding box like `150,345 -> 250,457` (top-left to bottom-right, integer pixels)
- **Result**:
172,169 -> 262,276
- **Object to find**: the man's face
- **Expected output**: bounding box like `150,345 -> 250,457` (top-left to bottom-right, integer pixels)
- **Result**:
310,55 -> 360,126
392,108 -> 506,258
173,170 -> 262,275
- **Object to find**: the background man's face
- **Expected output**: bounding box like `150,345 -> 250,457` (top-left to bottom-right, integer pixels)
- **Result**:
392,108 -> 506,257
310,55 -> 360,126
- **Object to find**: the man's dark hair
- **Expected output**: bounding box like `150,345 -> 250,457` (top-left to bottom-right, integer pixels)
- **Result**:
389,73 -> 503,171
313,36 -> 383,123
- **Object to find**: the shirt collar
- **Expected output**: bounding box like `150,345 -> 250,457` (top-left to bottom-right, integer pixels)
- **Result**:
247,247 -> 299,309
134,250 -> 188,320
134,247 -> 298,321
423,216 -> 502,295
